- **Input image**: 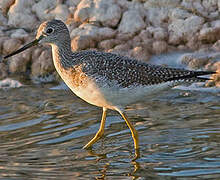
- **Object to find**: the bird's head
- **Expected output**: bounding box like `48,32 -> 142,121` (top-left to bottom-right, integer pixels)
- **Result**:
36,19 -> 69,45
4,19 -> 70,59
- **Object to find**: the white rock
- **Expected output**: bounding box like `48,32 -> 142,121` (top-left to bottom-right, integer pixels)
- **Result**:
31,50 -> 54,77
74,0 -> 122,27
0,63 -> 8,79
32,0 -> 56,21
118,10 -> 146,34
202,22 -> 210,29
139,29 -> 152,41
9,52 -> 30,73
193,1 -> 205,12
65,0 -> 81,7
181,0 -> 208,17
98,39 -> 120,50
145,26 -> 155,34
199,27 -> 220,43
51,4 -> 70,22
129,46 -> 150,61
144,0 -> 181,8
70,24 -> 116,41
211,20 -> 220,28
116,0 -> 130,9
181,0 -> 193,9
0,0 -> 14,14
71,35 -> 96,50
180,51 -> 220,70
98,27 -> 116,40
0,30 -> 4,37
202,0 -> 218,12
8,0 -> 37,29
0,10 -> 7,26
3,38 -> 22,54
168,16 -> 205,44
90,0 -> 122,27
152,40 -> 168,54
110,43 -> 131,57
169,8 -> 191,20
208,11 -> 219,19
145,8 -> 169,27
195,1 -> 209,17
10,29 -> 29,39
126,1 -> 146,18
74,0 -> 91,22
147,27 -> 167,40
213,40 -> 220,51
218,0 -> 220,11
0,78 -> 23,89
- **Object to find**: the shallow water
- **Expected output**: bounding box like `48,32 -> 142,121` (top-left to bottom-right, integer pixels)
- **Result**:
0,82 -> 220,179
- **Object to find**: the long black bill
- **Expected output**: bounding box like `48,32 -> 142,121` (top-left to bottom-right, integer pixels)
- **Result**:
4,35 -> 44,59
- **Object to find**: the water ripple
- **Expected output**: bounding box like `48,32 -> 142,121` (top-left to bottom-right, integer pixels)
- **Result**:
0,85 -> 219,179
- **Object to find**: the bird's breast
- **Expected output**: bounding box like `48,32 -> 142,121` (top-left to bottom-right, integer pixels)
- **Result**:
53,58 -> 115,109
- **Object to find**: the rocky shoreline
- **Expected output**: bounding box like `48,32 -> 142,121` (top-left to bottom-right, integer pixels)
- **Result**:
0,0 -> 219,86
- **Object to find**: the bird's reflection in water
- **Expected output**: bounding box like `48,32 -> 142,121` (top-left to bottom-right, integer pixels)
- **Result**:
129,161 -> 141,180
87,148 -> 107,162
86,148 -> 141,179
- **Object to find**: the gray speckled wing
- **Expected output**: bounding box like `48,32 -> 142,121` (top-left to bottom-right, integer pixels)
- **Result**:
70,50 -> 213,88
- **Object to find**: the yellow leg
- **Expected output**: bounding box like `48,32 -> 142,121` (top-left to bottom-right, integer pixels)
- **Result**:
119,111 -> 140,160
83,107 -> 107,149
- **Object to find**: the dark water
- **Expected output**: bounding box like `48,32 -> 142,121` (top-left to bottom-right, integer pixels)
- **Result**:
0,83 -> 220,179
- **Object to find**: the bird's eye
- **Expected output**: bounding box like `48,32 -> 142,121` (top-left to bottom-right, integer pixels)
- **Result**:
46,28 -> 54,34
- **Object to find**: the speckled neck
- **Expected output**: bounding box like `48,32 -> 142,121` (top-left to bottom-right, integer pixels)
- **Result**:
51,41 -> 73,69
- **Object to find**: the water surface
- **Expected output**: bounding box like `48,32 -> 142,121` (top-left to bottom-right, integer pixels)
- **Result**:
0,82 -> 220,179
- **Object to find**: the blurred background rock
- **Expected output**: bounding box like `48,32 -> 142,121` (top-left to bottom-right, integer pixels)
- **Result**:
0,0 -> 219,86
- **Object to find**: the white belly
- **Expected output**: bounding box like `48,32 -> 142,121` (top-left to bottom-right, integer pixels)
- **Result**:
70,80 -> 175,111
98,81 -> 175,108
67,79 -> 115,109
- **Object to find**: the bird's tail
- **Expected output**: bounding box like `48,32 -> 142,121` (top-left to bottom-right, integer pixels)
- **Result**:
192,71 -> 216,81
167,70 -> 216,82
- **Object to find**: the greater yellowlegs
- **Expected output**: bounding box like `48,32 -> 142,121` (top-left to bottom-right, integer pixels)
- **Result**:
4,19 -> 215,160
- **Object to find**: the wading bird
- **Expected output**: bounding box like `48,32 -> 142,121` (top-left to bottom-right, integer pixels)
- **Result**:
4,20 -> 215,160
